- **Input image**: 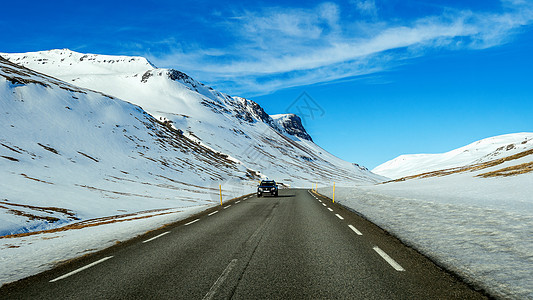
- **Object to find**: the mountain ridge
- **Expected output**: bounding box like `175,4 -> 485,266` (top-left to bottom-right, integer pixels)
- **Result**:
1,49 -> 384,187
373,132 -> 533,179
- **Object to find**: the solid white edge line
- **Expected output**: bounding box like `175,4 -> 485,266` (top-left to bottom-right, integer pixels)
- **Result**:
50,256 -> 114,282
327,208 -> 333,212
185,219 -> 200,226
223,205 -> 231,209
348,225 -> 363,235
208,211 -> 218,216
142,231 -> 170,243
203,259 -> 238,300
373,247 -> 405,272
335,214 -> 344,220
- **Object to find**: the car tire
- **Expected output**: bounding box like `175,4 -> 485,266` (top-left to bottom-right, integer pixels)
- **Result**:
258,193 -> 262,197
275,192 -> 278,197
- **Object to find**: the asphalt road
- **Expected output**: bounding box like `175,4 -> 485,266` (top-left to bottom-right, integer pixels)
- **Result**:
0,189 -> 488,299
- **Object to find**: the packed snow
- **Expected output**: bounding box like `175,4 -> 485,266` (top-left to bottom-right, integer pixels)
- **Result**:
319,147 -> 533,299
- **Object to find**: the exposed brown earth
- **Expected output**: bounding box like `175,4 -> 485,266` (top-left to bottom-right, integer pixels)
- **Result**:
476,161 -> 533,178
0,209 -> 179,239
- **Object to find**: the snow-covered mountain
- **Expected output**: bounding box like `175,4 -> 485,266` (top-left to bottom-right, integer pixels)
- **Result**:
0,56 -> 266,236
2,49 -> 155,76
0,50 -> 385,236
372,133 -> 533,179
2,49 -> 384,187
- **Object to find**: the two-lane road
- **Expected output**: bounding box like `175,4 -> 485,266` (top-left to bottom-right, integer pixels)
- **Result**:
1,189 -> 487,299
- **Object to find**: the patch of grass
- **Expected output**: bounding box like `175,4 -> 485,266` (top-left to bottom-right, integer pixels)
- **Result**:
37,143 -> 59,155
20,173 -> 54,185
1,156 -> 19,162
476,162 -> 533,178
0,205 -> 60,222
0,210 -> 178,239
77,151 -> 99,162
0,200 -> 78,220
0,143 -> 22,154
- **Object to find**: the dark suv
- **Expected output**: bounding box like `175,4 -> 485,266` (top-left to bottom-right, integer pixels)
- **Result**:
257,180 -> 278,197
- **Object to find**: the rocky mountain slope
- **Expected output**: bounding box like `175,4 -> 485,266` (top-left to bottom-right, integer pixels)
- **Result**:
2,49 -> 385,187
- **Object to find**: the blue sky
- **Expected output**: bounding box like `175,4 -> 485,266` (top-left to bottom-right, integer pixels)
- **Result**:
2,0 -> 532,168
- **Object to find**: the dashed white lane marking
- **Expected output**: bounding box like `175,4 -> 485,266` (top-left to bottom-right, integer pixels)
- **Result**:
318,200 -> 322,203
373,247 -> 405,272
185,219 -> 200,226
203,259 -> 238,300
235,200 -> 241,204
50,256 -> 114,282
327,208 -> 333,212
143,231 -> 170,243
208,211 -> 218,216
348,225 -> 363,235
223,205 -> 231,209
322,203 -> 327,206
335,214 -> 344,220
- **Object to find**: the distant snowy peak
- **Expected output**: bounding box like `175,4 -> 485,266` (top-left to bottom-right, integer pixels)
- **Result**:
0,49 -> 155,76
373,132 -> 533,179
0,55 -> 105,97
271,114 -> 312,141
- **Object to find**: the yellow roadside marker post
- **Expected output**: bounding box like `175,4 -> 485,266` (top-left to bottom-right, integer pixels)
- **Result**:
219,184 -> 223,206
333,182 -> 335,203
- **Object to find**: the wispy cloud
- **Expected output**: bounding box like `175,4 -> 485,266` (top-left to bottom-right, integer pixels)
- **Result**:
148,1 -> 533,96
351,0 -> 378,17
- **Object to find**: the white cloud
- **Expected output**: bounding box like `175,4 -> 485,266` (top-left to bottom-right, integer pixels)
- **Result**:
352,0 -> 378,17
149,1 -> 533,96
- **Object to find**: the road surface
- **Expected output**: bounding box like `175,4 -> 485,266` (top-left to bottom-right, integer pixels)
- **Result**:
0,189 -> 487,299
